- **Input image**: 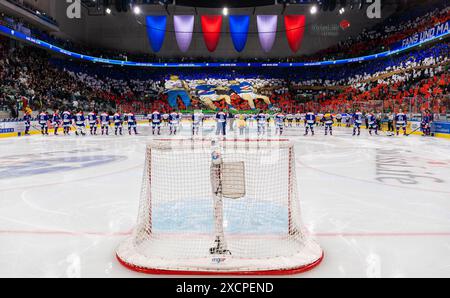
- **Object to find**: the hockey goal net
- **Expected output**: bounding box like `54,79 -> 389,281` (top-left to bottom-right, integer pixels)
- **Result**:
116,139 -> 323,275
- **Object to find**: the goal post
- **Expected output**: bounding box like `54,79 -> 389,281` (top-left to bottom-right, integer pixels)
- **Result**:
116,139 -> 323,275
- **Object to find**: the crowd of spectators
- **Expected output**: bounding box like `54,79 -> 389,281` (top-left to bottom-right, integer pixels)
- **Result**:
1,2 -> 449,119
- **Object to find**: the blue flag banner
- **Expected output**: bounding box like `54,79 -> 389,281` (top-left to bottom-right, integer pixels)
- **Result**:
146,15 -> 167,53
229,15 -> 250,52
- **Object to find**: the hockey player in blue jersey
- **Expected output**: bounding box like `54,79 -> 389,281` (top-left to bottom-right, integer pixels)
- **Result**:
24,111 -> 32,136
127,112 -> 138,135
74,110 -> 86,136
88,110 -> 98,135
113,112 -> 123,135
150,111 -> 162,135
352,110 -> 363,136
275,112 -> 285,136
51,110 -> 61,135
421,110 -> 432,136
395,109 -> 408,136
100,112 -> 110,135
38,110 -> 49,135
323,112 -> 334,136
256,110 -> 267,136
367,111 -> 378,135
215,109 -> 227,136
304,112 -> 316,136
61,110 -> 72,135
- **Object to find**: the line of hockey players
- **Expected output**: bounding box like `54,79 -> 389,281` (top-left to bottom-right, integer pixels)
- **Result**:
27,110 -> 138,136
148,111 -> 187,136
211,109 -> 433,137
148,109 -> 433,137
26,108 -> 434,137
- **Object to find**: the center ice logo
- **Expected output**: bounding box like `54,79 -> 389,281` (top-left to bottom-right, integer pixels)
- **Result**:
0,154 -> 125,179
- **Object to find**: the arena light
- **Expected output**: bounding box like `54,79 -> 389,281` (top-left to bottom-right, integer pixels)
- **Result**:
223,7 -> 229,16
310,5 -> 318,15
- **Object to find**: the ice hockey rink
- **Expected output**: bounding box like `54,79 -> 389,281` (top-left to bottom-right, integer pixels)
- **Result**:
0,123 -> 449,278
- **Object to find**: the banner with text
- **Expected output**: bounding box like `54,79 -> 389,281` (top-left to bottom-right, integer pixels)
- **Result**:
394,20 -> 450,50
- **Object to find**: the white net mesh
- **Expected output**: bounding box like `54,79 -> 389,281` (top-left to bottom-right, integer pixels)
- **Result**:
116,139 -> 323,274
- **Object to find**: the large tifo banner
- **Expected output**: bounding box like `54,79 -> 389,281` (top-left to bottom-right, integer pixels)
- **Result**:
394,20 -> 450,49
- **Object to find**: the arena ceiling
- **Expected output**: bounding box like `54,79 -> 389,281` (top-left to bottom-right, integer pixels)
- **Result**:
13,0 -> 424,59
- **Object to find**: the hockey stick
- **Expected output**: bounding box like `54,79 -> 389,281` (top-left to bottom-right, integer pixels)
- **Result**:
30,124 -> 42,131
406,126 -> 421,136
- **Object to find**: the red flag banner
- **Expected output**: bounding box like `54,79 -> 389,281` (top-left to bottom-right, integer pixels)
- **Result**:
201,15 -> 223,52
284,15 -> 306,53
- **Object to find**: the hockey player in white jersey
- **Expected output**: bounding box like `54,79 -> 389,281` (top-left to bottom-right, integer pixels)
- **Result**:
323,112 -> 334,136
162,113 -> 170,127
275,112 -> 285,136
256,111 -> 267,136
395,109 -> 408,136
286,113 -> 294,127
192,111 -> 204,136
352,110 -> 363,136
169,111 -> 180,135
295,112 -> 302,127
215,109 -> 227,136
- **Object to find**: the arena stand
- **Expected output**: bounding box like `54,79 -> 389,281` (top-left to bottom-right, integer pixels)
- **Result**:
0,4 -> 449,130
